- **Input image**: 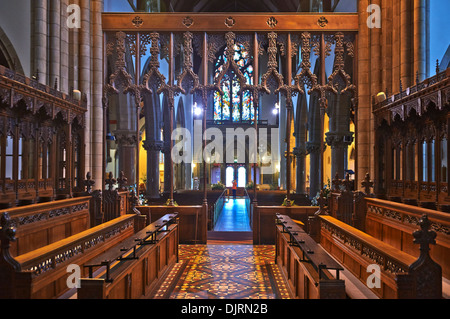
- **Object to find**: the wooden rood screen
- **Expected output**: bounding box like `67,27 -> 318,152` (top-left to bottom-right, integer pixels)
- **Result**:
102,12 -> 359,208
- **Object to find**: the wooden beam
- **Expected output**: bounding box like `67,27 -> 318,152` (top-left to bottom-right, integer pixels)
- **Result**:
102,12 -> 359,32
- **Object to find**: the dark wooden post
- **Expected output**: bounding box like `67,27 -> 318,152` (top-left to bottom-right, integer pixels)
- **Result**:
0,212 -> 21,299
409,214 -> 442,299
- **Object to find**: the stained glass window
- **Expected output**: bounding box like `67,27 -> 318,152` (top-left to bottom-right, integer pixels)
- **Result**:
214,44 -> 257,123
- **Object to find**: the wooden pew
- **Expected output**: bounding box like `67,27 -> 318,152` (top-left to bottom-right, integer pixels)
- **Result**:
275,214 -> 346,299
1,196 -> 91,257
316,214 -> 442,299
0,212 -> 145,299
78,213 -> 178,299
364,197 -> 450,279
138,205 -> 207,244
252,205 -> 319,245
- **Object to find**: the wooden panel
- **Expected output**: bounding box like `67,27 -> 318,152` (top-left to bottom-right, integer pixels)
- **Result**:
5,197 -> 91,257
365,198 -> 450,279
253,206 -> 319,244
102,13 -> 359,32
138,205 -> 206,244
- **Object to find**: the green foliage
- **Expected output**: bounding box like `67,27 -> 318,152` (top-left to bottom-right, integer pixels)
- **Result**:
211,181 -> 226,190
281,197 -> 295,207
165,199 -> 178,207
311,178 -> 332,206
245,181 -> 254,190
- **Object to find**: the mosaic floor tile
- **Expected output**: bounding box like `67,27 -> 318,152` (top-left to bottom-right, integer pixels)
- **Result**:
152,245 -> 290,299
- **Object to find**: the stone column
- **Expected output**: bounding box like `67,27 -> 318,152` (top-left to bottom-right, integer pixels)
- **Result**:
114,131 -> 137,186
163,140 -> 172,194
34,0 -> 48,84
414,0 -> 427,81
401,0 -> 413,87
49,0 -> 61,87
91,0 -> 104,189
307,141 -> 321,198
79,0 -> 91,181
69,0 -> 79,90
60,0 -> 69,94
143,140 -> 163,199
356,0 -> 372,188
293,146 -> 307,195
326,132 -> 353,181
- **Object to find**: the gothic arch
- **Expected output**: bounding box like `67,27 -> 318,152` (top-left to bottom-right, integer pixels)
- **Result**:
0,26 -> 24,73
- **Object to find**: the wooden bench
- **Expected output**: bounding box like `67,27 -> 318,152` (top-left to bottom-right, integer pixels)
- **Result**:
252,205 -> 319,245
0,212 -> 146,299
275,214 -> 346,299
1,196 -> 91,257
365,198 -> 450,279
316,214 -> 442,299
77,213 -> 179,299
138,205 -> 206,244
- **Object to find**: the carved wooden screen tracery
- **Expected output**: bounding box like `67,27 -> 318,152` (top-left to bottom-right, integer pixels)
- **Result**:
103,13 -> 359,202
0,67 -> 87,207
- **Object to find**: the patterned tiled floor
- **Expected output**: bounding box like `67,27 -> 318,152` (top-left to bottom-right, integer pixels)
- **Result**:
152,245 -> 290,299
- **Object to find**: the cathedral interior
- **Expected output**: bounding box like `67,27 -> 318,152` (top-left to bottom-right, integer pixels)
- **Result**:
0,0 -> 449,304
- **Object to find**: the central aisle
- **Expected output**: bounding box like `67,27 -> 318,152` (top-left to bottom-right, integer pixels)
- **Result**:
213,198 -> 251,232
152,245 -> 290,299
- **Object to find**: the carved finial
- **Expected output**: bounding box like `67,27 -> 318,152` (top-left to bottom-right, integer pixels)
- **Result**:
316,188 -> 329,215
416,71 -> 420,85
342,173 -> 352,192
408,214 -> 442,299
361,173 -> 374,196
0,212 -> 21,271
332,172 -> 341,191
83,172 -> 95,194
413,214 -> 436,254
117,171 -> 128,191
54,77 -> 58,90
105,172 -> 117,191
436,59 -> 440,75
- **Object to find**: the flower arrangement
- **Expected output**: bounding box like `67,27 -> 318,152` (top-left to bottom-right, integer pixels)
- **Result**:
211,181 -> 226,190
311,179 -> 331,207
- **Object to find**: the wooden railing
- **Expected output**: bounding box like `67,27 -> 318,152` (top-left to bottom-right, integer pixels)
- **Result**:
316,214 -> 442,299
0,196 -> 91,257
365,197 -> 450,279
275,214 -> 346,299
0,213 -> 145,299
253,205 -> 319,245
209,189 -> 227,230
78,214 -> 178,299
138,205 -> 207,244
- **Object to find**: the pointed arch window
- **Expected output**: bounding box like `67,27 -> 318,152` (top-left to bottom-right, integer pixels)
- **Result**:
214,44 -> 258,123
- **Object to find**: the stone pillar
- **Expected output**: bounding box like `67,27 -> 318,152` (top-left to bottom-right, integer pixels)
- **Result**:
143,140 -> 163,199
49,0 -> 61,87
163,140 -> 172,194
414,0 -> 427,82
69,0 -> 79,90
114,131 -> 137,187
326,132 -> 353,181
293,146 -> 307,195
79,0 -> 91,181
401,0 -> 413,87
307,141 -> 321,198
34,0 -> 48,84
91,0 -> 104,189
60,0 -> 69,94
356,0 -> 372,188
